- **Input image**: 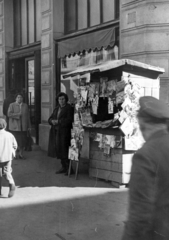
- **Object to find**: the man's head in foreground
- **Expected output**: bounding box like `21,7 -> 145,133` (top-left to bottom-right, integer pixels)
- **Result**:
137,96 -> 169,141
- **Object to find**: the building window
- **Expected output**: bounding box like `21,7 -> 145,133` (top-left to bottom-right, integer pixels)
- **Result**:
77,0 -> 88,30
14,0 -> 21,47
65,0 -> 119,33
14,0 -> 41,47
21,0 -> 28,46
89,0 -> 101,27
102,0 -> 115,23
28,0 -> 35,44
65,0 -> 76,32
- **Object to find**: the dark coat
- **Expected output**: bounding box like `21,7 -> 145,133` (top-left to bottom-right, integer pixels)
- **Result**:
122,129 -> 169,240
47,103 -> 73,159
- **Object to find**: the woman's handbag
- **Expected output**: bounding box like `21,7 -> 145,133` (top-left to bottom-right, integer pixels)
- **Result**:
25,130 -> 34,151
47,125 -> 57,158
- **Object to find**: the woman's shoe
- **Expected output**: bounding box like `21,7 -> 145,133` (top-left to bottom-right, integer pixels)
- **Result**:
55,167 -> 66,174
19,155 -> 26,159
8,184 -> 15,198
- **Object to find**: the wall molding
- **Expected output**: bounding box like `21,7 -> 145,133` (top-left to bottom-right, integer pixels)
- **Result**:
41,105 -> 52,122
0,75 -> 4,87
41,50 -> 52,68
0,2 -> 3,17
121,23 -> 169,34
122,0 -> 169,9
0,18 -> 3,31
41,69 -> 52,85
41,0 -> 51,14
121,50 -> 169,58
41,87 -> 51,103
0,89 -> 4,102
42,14 -> 51,32
41,32 -> 51,50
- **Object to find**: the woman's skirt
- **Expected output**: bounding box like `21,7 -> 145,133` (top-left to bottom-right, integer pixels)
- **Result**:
11,131 -> 27,148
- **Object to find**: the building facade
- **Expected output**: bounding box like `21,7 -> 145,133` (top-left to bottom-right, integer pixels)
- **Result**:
0,0 -> 168,150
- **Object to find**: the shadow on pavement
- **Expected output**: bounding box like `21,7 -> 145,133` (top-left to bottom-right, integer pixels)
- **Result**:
10,149 -> 124,189
0,149 -> 128,240
0,187 -> 127,240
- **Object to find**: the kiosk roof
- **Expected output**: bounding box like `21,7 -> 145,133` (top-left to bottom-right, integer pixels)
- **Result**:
63,59 -> 165,79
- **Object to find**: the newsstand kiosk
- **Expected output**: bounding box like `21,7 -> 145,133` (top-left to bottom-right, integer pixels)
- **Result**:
63,59 -> 165,186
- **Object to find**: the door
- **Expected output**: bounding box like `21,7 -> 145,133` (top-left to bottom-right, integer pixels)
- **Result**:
25,58 -> 36,143
25,57 -> 40,144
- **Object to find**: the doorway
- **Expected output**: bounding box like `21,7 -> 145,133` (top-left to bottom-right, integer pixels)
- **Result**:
25,55 -> 41,144
7,50 -> 41,144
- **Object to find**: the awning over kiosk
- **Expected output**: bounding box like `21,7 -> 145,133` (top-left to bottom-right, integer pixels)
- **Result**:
63,59 -> 165,79
58,27 -> 115,58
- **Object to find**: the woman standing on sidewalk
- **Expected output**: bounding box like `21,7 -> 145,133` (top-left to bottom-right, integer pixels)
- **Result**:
8,93 -> 31,159
48,92 -> 73,175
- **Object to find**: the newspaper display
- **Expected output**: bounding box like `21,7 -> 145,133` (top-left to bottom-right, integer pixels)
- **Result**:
68,72 -> 145,160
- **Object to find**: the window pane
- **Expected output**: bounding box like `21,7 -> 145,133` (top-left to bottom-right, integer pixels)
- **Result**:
89,0 -> 100,27
102,0 -> 115,22
28,0 -> 35,43
14,0 -> 21,47
115,0 -> 120,19
21,0 -> 27,45
35,0 -> 41,41
65,0 -> 76,32
77,0 -> 87,30
28,60 -> 35,108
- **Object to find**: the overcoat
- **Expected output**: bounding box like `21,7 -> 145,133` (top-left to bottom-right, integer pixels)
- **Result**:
48,103 -> 73,159
8,102 -> 31,131
122,129 -> 169,240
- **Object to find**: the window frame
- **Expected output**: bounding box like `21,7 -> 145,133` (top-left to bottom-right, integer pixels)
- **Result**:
13,0 -> 41,48
64,0 -> 120,34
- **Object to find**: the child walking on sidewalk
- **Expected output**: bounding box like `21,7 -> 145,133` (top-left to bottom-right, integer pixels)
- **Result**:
0,118 -> 17,197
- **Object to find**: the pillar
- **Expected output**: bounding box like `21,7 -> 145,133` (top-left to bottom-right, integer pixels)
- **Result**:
39,0 -> 64,150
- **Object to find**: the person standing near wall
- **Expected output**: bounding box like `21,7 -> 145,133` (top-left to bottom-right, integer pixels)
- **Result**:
0,118 -> 17,198
48,92 -> 73,175
122,96 -> 169,240
8,93 -> 31,159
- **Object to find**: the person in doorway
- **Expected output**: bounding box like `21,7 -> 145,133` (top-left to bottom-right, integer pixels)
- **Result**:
8,93 -> 31,159
3,89 -> 16,131
48,92 -> 73,175
122,96 -> 169,240
0,118 -> 17,198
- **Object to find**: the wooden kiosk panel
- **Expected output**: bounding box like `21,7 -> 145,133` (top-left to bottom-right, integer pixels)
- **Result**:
89,168 -> 123,184
89,131 -> 133,185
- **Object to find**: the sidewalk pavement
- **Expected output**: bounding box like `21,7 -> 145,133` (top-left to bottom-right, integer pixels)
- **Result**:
0,146 -> 129,240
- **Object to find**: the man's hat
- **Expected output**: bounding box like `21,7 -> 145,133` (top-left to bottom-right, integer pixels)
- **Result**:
138,96 -> 169,119
0,118 -> 7,129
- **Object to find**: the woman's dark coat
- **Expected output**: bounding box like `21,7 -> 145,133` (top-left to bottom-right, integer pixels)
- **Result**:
47,103 -> 73,159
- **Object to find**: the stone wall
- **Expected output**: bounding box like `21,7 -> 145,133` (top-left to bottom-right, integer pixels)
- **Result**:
120,0 -> 169,103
